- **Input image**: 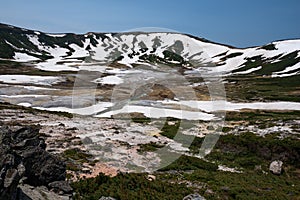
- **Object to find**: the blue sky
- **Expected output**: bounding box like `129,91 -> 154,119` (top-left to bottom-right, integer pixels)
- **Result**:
0,0 -> 299,47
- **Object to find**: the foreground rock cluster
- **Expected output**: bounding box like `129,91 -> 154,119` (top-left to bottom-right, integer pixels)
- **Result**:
0,125 -> 72,200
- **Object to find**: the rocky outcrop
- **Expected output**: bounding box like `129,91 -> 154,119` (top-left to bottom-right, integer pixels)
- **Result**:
0,126 -> 72,200
18,185 -> 70,200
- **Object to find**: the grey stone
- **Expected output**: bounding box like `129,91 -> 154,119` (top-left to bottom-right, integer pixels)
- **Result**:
269,160 -> 283,175
183,193 -> 206,200
4,169 -> 19,188
99,197 -> 117,200
48,181 -> 73,194
18,184 -> 71,200
17,164 -> 26,177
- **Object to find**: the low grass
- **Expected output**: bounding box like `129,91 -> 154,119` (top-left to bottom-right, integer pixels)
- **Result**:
184,168 -> 300,200
71,172 -> 193,200
225,110 -> 300,124
137,142 -> 164,152
159,155 -> 218,172
63,148 -> 93,163
225,74 -> 300,102
205,132 -> 300,169
131,117 -> 151,124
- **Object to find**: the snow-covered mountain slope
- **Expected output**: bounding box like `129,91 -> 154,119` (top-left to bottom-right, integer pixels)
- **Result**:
0,23 -> 299,77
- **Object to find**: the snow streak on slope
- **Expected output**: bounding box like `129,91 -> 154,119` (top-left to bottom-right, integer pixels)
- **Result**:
13,52 -> 40,62
210,40 -> 300,75
26,34 -> 81,71
90,32 -> 229,67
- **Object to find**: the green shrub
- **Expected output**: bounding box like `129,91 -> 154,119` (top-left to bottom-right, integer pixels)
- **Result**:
71,173 -> 193,200
159,155 -> 218,172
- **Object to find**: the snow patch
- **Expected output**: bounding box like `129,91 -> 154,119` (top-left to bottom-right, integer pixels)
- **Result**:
46,33 -> 66,37
21,86 -> 59,91
234,66 -> 262,75
13,52 -> 39,62
93,75 -> 124,85
218,165 -> 242,173
0,75 -> 64,86
17,102 -> 32,107
34,102 -> 113,115
162,100 -> 300,112
271,71 -> 299,78
95,105 -> 215,120
0,94 -> 49,98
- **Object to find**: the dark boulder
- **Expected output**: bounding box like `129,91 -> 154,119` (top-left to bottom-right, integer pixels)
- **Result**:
0,126 -> 70,200
22,147 -> 66,186
0,168 -> 21,200
48,181 -> 73,194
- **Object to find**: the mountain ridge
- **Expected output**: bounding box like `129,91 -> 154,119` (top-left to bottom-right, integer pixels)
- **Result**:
2,22 -> 300,49
0,22 -> 299,78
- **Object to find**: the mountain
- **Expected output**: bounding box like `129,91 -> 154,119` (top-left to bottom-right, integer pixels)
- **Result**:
0,22 -> 299,111
0,23 -> 299,77
1,23 -> 300,200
